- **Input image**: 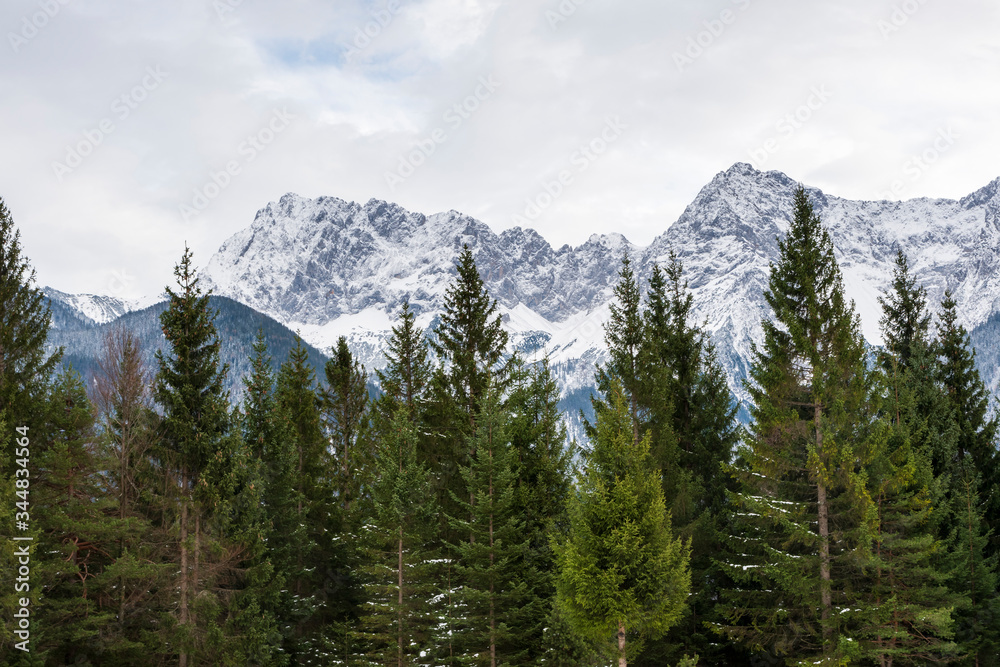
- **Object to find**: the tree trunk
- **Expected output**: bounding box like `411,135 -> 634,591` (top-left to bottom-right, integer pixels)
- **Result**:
489,425 -> 496,667
815,404 -> 833,641
618,620 -> 627,667
193,510 -> 200,626
179,468 -> 189,667
398,528 -> 404,667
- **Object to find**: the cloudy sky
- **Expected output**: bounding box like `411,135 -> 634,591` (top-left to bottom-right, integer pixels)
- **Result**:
1,0 -> 998,300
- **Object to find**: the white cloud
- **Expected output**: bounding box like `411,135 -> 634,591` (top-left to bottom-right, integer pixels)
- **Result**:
0,0 -> 998,299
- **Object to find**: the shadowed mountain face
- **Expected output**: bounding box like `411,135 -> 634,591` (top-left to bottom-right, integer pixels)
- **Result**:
50,163 -> 1000,434
44,295 -> 328,404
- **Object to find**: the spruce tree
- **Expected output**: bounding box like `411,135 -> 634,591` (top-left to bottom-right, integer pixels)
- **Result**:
588,253 -> 645,447
426,245 -> 513,640
0,197 -> 61,662
275,335 -> 337,661
638,254 -> 740,666
240,331 -> 301,664
936,291 -> 1000,664
858,252 -> 966,664
322,335 -> 370,515
354,405 -> 438,665
555,381 -> 691,667
0,197 -> 61,432
153,245 -> 242,666
447,383 -> 530,666
29,369 -> 113,664
937,291 -> 1000,557
506,358 -> 574,663
719,187 -> 877,665
376,299 -> 432,422
431,245 -> 510,432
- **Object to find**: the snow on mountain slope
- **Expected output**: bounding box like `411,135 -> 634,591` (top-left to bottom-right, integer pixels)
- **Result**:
198,163 -> 1000,423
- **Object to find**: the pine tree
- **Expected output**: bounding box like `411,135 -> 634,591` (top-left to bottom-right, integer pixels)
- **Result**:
878,250 -> 931,372
0,197 -> 61,662
936,291 -> 1000,665
153,245 -> 244,666
937,291 -> 1000,558
588,253 -> 645,448
431,245 -> 510,433
448,383 -> 530,666
376,300 -> 432,422
29,368 -> 114,664
857,252 -> 966,665
426,245 -> 513,652
719,187 -> 877,665
275,335 -> 338,661
506,358 -> 574,664
240,331 -> 300,664
354,405 -> 439,665
638,254 -> 740,666
0,196 -> 61,433
555,381 -> 691,667
322,335 -> 370,515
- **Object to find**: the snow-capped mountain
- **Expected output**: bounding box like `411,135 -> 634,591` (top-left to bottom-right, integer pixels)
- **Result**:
198,163 -> 1000,427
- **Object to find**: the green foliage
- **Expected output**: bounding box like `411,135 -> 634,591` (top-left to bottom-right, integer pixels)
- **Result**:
720,187 -> 877,665
322,335 -> 371,515
556,381 -> 691,664
444,384 -> 531,666
354,406 -> 439,664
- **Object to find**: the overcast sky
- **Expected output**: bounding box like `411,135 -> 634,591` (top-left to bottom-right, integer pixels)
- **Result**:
1,0 -> 998,300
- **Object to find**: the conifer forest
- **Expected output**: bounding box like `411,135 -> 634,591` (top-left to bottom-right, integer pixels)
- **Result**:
2,187 -> 999,667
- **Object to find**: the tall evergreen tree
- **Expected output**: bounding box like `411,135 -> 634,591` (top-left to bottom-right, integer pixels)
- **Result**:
240,331 -> 301,664
376,300 -> 432,422
447,383 -> 530,666
431,245 -> 510,433
0,197 -> 61,432
355,406 -> 439,665
587,253 -> 645,448
860,252 -> 966,665
937,290 -> 1000,558
0,197 -> 61,662
426,245 -> 513,632
29,369 -> 112,664
936,291 -> 1000,664
555,381 -> 691,667
153,245 -> 248,666
506,358 -> 574,664
275,335 -> 339,662
322,335 -> 370,515
719,187 -> 877,665
638,254 -> 740,666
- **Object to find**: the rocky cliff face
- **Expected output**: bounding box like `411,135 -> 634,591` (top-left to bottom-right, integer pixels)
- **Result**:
51,163 -> 1000,438
197,163 -> 1000,431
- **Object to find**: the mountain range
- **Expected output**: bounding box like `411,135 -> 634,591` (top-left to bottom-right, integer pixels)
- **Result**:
45,163 -> 1000,437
